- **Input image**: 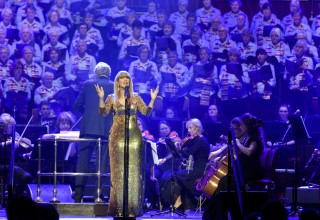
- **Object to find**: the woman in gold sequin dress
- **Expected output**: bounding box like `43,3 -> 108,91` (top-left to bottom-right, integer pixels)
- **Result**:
95,71 -> 159,217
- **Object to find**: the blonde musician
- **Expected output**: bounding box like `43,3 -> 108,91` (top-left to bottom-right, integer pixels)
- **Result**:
203,113 -> 265,220
162,118 -> 210,213
0,113 -> 33,197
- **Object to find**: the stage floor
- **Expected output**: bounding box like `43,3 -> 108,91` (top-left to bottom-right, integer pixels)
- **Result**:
0,208 -> 302,220
0,208 -> 204,219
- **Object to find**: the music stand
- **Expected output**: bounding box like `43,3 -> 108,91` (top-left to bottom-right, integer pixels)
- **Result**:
288,114 -> 311,216
151,139 -> 186,217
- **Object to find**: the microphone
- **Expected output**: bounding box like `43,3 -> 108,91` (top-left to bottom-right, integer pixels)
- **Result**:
124,86 -> 130,98
293,109 -> 300,115
187,155 -> 194,174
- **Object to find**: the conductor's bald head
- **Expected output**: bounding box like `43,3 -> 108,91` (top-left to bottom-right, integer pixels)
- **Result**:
95,62 -> 111,79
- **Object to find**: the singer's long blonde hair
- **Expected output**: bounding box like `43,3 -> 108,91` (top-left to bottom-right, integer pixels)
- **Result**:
113,70 -> 134,100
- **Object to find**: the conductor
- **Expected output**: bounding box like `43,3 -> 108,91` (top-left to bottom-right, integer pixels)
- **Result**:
73,62 -> 114,203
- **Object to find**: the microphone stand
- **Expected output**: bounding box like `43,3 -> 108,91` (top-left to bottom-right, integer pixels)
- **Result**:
121,87 -> 131,219
7,124 -> 16,202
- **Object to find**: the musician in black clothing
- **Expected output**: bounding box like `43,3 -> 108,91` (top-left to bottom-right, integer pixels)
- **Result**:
162,118 -> 210,212
0,113 -> 33,198
203,113 -> 264,220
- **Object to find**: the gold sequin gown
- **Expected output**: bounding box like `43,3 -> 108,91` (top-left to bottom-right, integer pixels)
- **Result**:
99,93 -> 152,217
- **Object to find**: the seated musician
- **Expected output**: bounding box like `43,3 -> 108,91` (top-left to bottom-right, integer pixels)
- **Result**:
0,113 -> 33,198
137,117 -> 160,209
162,118 -> 210,213
155,120 -> 181,203
203,113 -> 265,220
41,111 -> 79,189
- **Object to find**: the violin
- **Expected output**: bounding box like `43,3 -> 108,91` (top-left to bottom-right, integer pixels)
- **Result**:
142,130 -> 154,141
157,131 -> 181,145
177,133 -> 199,150
7,133 -> 33,149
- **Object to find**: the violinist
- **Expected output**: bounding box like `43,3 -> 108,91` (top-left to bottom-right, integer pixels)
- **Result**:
203,113 -> 265,220
162,118 -> 210,213
137,117 -> 160,209
0,113 -> 33,198
138,117 -> 154,141
155,120 -> 182,206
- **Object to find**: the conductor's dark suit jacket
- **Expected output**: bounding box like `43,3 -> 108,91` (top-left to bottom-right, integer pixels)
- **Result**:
74,76 -> 114,138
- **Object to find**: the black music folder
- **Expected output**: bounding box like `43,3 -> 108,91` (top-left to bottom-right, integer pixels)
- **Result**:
312,35 -> 320,48
161,72 -> 177,83
43,65 -> 65,79
249,65 -> 273,82
193,63 -> 214,78
143,20 -> 157,28
133,69 -> 148,83
127,45 -> 140,57
15,43 -> 29,58
212,50 -> 228,60
267,56 -> 280,66
69,0 -> 90,12
285,59 -> 303,75
285,35 -> 297,50
263,24 -> 283,37
183,45 -> 200,55
156,37 -> 176,52
87,43 -> 99,55
230,33 -> 243,43
226,63 -> 243,79
111,16 -> 126,25
6,28 -> 19,43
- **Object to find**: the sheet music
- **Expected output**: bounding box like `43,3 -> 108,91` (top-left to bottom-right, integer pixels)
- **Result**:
56,131 -> 80,139
146,140 -> 159,165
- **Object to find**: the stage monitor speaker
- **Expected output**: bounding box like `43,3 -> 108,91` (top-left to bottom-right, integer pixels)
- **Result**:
27,184 -> 73,203
285,186 -> 320,205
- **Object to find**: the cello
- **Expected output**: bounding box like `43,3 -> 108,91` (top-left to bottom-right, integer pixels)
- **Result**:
196,128 -> 246,199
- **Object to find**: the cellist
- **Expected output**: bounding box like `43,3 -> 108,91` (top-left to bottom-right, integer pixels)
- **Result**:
203,113 -> 265,220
